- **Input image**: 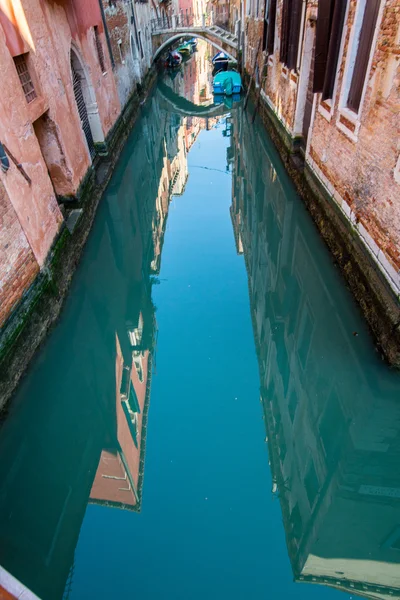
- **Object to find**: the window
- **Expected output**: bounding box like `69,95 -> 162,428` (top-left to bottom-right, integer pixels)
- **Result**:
280,0 -> 303,70
288,389 -> 297,422
347,0 -> 381,112
263,0 -> 277,53
94,26 -> 106,72
305,461 -> 319,508
121,398 -> 139,447
128,380 -> 141,413
313,0 -> 348,99
297,305 -> 313,369
14,54 -> 37,103
319,389 -> 344,459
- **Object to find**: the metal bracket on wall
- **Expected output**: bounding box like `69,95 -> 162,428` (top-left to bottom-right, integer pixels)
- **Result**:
1,143 -> 32,185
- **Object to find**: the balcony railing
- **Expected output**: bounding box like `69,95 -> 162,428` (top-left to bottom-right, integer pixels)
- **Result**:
151,11 -> 213,32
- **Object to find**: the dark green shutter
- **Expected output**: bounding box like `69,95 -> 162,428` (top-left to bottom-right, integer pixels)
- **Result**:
287,0 -> 303,70
267,0 -> 277,54
347,0 -> 380,111
129,381 -> 141,413
313,0 -> 334,92
322,0 -> 347,100
263,0 -> 277,54
280,0 -> 291,64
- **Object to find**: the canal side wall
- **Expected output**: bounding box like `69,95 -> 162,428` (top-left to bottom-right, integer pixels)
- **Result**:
245,81 -> 400,366
0,68 -> 158,411
240,0 -> 400,366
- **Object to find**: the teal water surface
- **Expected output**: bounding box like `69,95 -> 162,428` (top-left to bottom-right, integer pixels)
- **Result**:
0,48 -> 400,600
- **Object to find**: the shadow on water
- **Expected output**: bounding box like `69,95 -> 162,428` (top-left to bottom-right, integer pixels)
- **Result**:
0,39 -> 399,600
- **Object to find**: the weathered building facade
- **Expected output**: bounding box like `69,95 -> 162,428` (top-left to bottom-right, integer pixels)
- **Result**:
0,0 -> 121,329
101,0 -> 153,107
231,106 -> 400,597
0,0 -> 157,361
242,0 -> 400,362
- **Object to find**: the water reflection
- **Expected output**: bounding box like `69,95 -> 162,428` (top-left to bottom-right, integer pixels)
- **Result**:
0,44 -> 226,599
1,38 -> 399,600
231,108 -> 400,599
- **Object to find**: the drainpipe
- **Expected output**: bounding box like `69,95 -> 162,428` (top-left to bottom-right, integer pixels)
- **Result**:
98,0 -> 115,69
0,142 -> 10,173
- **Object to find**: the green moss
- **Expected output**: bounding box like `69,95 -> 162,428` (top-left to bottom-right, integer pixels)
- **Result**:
0,67 -> 159,406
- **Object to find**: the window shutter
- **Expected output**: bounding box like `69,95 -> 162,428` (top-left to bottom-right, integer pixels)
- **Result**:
287,0 -> 303,70
313,0 -> 334,92
280,0 -> 291,64
322,0 -> 347,100
263,0 -> 269,51
347,0 -> 380,112
266,0 -> 277,54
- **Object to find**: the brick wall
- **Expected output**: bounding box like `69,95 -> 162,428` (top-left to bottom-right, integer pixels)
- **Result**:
308,0 -> 400,292
245,2 -> 318,133
0,182 -> 39,327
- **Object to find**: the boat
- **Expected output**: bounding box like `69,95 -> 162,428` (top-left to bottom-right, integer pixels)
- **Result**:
212,51 -> 229,71
187,38 -> 198,51
213,70 -> 242,97
213,93 -> 241,108
176,42 -> 192,56
165,50 -> 182,68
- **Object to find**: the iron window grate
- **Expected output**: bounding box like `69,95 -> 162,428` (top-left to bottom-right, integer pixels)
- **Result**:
14,55 -> 37,103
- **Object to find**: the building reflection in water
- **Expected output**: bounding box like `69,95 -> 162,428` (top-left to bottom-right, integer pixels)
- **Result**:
0,57 -> 225,598
88,42 -> 224,517
231,108 -> 400,599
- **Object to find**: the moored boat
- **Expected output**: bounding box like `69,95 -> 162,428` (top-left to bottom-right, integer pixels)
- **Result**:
187,38 -> 198,51
213,70 -> 242,97
176,42 -> 192,56
165,50 -> 182,68
212,51 -> 229,72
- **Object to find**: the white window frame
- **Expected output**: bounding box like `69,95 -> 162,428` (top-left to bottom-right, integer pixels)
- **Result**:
394,155 -> 400,185
336,0 -> 385,141
317,0 -> 351,122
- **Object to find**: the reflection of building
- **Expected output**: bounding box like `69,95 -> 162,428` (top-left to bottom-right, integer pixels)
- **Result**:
241,0 -> 400,363
166,40 -> 213,107
232,108 -> 400,600
0,87 -> 185,600
89,326 -> 152,512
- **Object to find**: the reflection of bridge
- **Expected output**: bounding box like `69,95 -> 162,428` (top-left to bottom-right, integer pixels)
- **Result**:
157,80 -> 232,118
152,21 -> 238,63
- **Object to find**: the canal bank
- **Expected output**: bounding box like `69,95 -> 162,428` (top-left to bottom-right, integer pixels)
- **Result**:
243,74 -> 400,368
0,69 -> 157,411
240,0 -> 400,368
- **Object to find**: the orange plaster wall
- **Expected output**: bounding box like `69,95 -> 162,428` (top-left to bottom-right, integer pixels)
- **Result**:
0,0 -> 28,55
0,27 -> 63,265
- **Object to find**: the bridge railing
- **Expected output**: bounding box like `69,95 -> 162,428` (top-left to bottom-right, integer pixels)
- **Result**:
151,11 -> 213,32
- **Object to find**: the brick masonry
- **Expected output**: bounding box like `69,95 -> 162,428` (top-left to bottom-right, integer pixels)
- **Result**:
0,182 -> 39,328
309,0 -> 400,289
244,0 -> 400,293
241,0 -> 400,363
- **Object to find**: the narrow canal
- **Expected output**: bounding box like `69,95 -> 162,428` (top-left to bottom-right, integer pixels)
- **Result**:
1,42 -> 400,600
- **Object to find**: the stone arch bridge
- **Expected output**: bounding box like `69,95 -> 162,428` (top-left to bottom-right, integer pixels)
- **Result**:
151,19 -> 238,63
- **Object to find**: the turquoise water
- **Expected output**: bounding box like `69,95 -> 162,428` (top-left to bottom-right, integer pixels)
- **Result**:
0,48 -> 400,600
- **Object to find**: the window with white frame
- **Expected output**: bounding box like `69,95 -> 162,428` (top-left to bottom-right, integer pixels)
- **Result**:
342,0 -> 381,114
